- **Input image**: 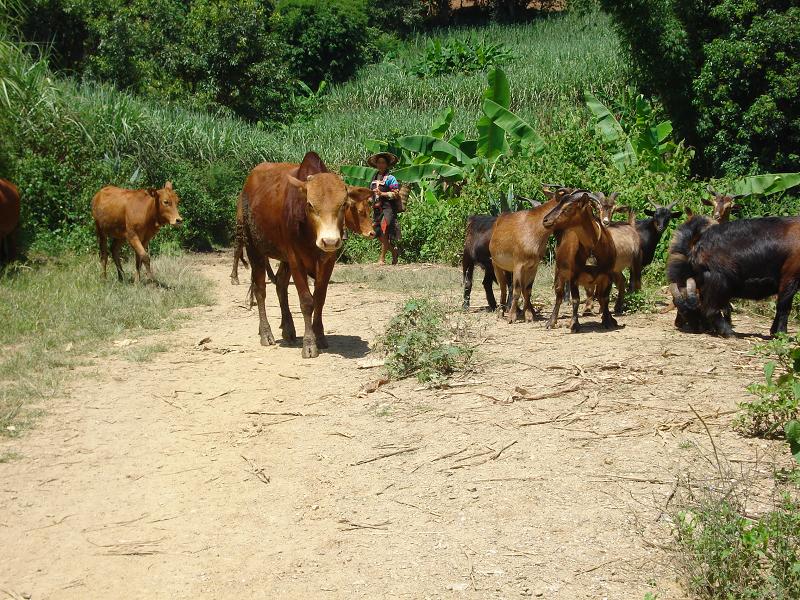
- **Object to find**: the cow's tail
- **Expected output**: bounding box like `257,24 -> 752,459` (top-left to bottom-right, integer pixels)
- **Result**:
667,216 -> 712,311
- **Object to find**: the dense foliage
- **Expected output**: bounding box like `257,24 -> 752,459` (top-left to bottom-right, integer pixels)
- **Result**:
600,0 -> 800,176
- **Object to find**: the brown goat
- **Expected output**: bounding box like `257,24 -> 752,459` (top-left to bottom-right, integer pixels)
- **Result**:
583,206 -> 643,315
703,185 -> 742,223
543,191 -> 618,332
489,185 -> 574,323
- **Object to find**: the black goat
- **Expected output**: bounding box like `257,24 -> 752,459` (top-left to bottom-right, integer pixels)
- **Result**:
636,199 -> 681,272
668,215 -> 800,337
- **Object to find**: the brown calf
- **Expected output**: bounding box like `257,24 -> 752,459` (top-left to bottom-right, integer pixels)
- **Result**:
0,179 -> 21,264
240,151 -> 367,358
489,186 -> 574,323
91,182 -> 182,282
543,191 -> 618,332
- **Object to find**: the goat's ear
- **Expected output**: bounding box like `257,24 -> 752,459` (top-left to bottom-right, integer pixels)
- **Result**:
701,197 -> 713,207
287,175 -> 307,192
541,187 -> 556,200
644,209 -> 655,216
685,207 -> 694,217
671,211 -> 682,218
730,203 -> 743,214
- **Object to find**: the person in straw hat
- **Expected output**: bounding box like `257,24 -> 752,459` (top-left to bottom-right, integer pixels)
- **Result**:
368,152 -> 402,265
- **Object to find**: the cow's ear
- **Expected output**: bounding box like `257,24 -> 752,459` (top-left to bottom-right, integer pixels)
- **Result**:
347,186 -> 372,203
164,181 -> 173,190
287,175 -> 307,192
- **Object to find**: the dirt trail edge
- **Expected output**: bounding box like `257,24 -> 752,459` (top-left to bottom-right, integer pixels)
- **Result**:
1,254 -> 779,599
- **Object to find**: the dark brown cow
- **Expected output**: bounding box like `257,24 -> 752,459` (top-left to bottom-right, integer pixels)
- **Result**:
240,151 -> 367,358
230,183 -> 374,285
0,179 -> 20,264
91,182 -> 182,282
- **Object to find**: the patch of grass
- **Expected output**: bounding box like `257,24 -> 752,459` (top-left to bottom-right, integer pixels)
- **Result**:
382,297 -> 473,384
333,264 -> 462,294
674,494 -> 800,599
120,342 -> 170,363
0,451 -> 21,463
0,254 -> 213,435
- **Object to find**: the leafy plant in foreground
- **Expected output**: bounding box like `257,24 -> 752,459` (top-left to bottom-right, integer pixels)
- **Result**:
383,297 -> 472,384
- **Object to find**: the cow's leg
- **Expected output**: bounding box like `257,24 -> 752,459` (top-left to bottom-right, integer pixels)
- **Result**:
493,263 -> 508,317
252,261 -> 275,346
127,234 -> 152,282
771,280 -> 798,336
289,263 -> 318,358
96,227 -> 109,279
462,256 -> 474,310
612,272 -> 627,315
598,276 -> 619,329
568,280 -> 582,333
266,260 -> 277,284
312,258 -> 336,349
275,262 -> 296,342
110,238 -> 125,282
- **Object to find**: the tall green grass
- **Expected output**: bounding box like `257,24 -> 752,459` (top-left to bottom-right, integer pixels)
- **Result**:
0,255 -> 213,436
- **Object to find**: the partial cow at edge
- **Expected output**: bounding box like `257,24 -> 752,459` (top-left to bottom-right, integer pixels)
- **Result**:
91,182 -> 183,282
0,179 -> 21,265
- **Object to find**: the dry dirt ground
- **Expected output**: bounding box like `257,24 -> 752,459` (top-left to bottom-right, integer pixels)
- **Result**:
0,253 -> 791,599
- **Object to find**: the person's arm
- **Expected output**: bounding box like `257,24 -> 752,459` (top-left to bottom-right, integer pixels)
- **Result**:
384,175 -> 400,199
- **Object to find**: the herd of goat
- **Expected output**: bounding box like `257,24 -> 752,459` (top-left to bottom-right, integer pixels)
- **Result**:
462,184 -> 799,338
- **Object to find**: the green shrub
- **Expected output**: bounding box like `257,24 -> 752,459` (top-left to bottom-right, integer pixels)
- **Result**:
410,38 -> 515,78
675,495 -> 800,599
383,297 -> 472,383
736,335 -> 800,438
271,0 -> 371,89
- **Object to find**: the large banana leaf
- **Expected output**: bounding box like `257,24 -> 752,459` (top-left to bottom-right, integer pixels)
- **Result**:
340,165 -> 376,187
364,138 -> 386,154
731,172 -> 800,196
397,135 -> 474,166
394,161 -> 465,183
430,107 -> 454,139
477,114 -> 509,161
484,68 -> 510,109
483,99 -> 545,154
584,91 -> 636,172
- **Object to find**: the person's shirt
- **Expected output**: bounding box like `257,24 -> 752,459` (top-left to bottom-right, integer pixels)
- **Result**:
372,173 -> 400,193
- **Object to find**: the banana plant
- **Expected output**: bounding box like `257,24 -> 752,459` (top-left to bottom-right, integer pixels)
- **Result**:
341,68 -> 544,191
730,172 -> 800,196
584,91 -> 675,174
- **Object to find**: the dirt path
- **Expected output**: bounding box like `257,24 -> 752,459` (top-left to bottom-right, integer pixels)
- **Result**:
0,254 -> 786,599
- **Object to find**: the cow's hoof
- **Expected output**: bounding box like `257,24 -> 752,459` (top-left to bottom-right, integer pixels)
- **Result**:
524,310 -> 534,323
316,335 -> 329,349
302,343 -> 319,358
260,332 -> 275,346
231,276 -> 239,285
569,321 -> 581,333
602,316 -> 618,329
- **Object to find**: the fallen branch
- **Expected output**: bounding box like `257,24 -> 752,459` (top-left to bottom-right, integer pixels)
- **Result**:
353,446 -> 420,466
339,519 -> 391,531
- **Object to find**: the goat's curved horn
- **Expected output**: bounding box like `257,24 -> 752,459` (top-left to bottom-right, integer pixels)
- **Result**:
667,200 -> 678,210
669,282 -> 684,304
648,197 -> 660,209
608,192 -> 619,203
541,183 -> 565,189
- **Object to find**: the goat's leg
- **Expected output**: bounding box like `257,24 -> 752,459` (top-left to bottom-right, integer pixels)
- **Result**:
770,281 -> 798,336
522,262 -> 540,322
546,273 -> 565,330
462,256 -> 474,310
598,276 -> 619,329
482,269 -> 498,312
582,284 -> 595,315
612,272 -> 627,315
493,263 -> 508,317
568,280 -> 582,333
507,265 -> 524,324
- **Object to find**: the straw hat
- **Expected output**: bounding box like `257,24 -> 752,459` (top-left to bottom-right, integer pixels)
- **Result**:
367,152 -> 399,169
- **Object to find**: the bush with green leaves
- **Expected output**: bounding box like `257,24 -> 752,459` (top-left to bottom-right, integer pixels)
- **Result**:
736,335 -> 800,441
675,495 -> 800,599
410,38 -> 515,78
383,297 -> 472,383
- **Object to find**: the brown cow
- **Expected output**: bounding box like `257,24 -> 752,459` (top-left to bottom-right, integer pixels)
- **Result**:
230,183 -> 374,285
240,151 -> 367,358
91,182 -> 182,282
0,179 -> 21,264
